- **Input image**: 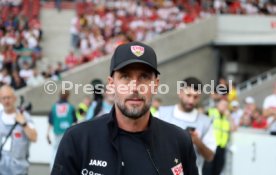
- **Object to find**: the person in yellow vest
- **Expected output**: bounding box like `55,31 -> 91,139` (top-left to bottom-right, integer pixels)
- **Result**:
203,99 -> 233,175
150,97 -> 162,117
76,96 -> 91,123
227,82 -> 238,104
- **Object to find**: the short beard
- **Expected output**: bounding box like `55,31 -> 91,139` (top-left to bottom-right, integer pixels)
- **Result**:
116,94 -> 152,119
180,100 -> 194,112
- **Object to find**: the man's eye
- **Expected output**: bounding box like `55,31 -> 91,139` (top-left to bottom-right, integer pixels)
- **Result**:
121,75 -> 129,80
140,74 -> 151,80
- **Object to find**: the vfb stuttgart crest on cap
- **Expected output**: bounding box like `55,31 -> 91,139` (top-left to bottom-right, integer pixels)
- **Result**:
131,45 -> 145,57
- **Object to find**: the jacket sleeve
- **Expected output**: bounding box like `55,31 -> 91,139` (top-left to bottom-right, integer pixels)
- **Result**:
180,130 -> 199,175
187,138 -> 199,175
51,130 -> 80,175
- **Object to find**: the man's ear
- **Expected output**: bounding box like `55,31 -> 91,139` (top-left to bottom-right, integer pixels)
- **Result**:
107,76 -> 113,85
154,77 -> 160,93
107,76 -> 115,95
178,88 -> 183,98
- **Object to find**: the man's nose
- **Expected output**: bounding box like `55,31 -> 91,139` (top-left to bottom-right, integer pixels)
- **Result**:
129,80 -> 138,93
187,97 -> 195,104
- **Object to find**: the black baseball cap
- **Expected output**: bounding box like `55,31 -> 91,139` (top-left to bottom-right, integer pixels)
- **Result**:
110,41 -> 160,76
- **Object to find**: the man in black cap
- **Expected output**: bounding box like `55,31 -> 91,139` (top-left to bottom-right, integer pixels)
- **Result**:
51,41 -> 199,175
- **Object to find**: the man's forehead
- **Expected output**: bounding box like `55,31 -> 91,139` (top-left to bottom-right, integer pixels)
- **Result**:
0,92 -> 15,97
0,88 -> 15,97
181,87 -> 201,95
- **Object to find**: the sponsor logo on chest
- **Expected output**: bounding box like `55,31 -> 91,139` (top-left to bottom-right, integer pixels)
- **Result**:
89,159 -> 108,167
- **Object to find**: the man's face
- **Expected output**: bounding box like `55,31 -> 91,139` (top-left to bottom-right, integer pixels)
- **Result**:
152,99 -> 160,109
0,88 -> 16,111
108,63 -> 159,119
217,100 -> 229,113
178,87 -> 200,112
232,106 -> 238,112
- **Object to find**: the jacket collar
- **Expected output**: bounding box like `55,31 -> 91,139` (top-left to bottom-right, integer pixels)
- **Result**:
107,106 -> 154,147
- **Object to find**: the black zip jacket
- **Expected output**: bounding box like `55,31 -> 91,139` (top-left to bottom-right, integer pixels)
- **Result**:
51,108 -> 199,175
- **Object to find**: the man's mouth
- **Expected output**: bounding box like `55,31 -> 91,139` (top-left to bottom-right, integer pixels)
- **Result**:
126,98 -> 144,105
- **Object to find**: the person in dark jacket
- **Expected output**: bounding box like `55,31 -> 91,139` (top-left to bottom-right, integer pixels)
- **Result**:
51,41 -> 199,175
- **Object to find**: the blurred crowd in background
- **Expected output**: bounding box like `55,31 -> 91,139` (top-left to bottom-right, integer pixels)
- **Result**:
65,0 -> 276,69
1,0 -> 276,90
0,0 -> 46,89
73,77 -> 273,131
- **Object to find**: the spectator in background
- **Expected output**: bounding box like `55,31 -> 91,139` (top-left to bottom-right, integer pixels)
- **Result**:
227,81 -> 238,104
150,97 -> 162,117
263,82 -> 276,135
227,0 -> 242,14
45,65 -> 60,81
19,62 -> 33,81
26,33 -> 38,50
240,96 -> 256,127
207,92 -> 222,110
46,90 -> 77,170
70,15 -> 80,50
159,77 -> 216,174
252,109 -> 267,129
13,38 -> 24,52
79,32 -> 92,62
3,45 -> 17,72
0,68 -> 11,85
86,90 -> 114,120
26,68 -> 45,87
230,100 -> 243,128
204,99 -> 234,175
76,96 -> 91,123
55,0 -> 62,12
0,85 -> 37,175
239,112 -> 252,127
214,0 -> 227,14
86,79 -> 113,120
0,51 -> 4,70
242,0 -> 259,15
217,77 -> 229,98
266,2 -> 276,15
206,77 -> 230,110
65,50 -> 79,69
10,70 -> 26,90
17,40 -> 33,69
55,62 -> 66,76
32,44 -> 42,61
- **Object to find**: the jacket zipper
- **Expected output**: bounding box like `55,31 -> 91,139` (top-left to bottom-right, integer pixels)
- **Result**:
146,148 -> 160,175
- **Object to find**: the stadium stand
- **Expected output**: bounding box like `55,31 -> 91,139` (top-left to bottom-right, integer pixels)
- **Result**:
65,0 -> 276,70
0,0 -> 43,89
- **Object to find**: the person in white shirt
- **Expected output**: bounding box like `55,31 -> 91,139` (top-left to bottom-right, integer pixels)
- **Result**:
26,68 -> 45,87
230,100 -> 243,127
263,82 -> 276,134
70,16 -> 80,50
19,62 -> 34,81
0,68 -> 11,85
0,85 -> 37,175
158,77 -> 216,174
